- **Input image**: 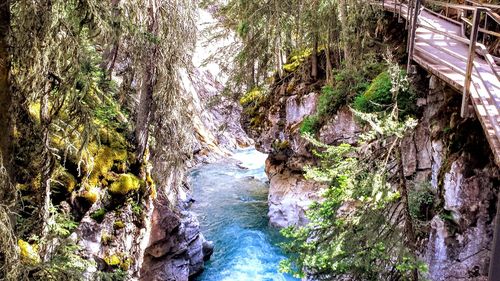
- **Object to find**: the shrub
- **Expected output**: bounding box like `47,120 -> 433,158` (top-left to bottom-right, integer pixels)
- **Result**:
353,71 -> 392,113
300,115 -> 319,135
408,183 -> 435,221
353,69 -> 416,117
316,62 -> 383,118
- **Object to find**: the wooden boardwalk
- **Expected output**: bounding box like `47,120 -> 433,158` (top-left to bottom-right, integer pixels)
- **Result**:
382,1 -> 500,166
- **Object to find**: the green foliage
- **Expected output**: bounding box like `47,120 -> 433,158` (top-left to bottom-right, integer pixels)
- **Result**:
49,207 -> 78,238
98,268 -> 127,281
130,200 -> 143,217
90,208 -> 107,222
300,115 -> 320,135
353,64 -> 416,118
408,183 -> 435,221
33,241 -> 95,280
440,211 -> 455,223
353,71 -> 392,112
113,220 -> 125,229
281,111 -> 422,279
237,21 -> 250,38
312,61 -> 385,124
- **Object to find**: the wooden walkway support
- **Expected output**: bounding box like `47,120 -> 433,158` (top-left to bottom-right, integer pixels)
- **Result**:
378,1 -> 500,280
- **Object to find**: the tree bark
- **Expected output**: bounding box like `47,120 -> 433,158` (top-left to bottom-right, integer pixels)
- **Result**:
135,0 -> 158,163
397,147 -> 419,281
0,0 -> 11,173
339,0 -> 352,67
311,32 -> 319,80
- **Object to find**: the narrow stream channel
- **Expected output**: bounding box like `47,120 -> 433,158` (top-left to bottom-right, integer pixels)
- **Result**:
189,148 -> 299,281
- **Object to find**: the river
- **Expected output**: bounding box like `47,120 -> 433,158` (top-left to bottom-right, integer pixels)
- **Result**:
189,148 -> 299,281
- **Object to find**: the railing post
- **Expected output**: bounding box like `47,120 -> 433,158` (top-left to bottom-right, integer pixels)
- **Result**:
460,8 -> 481,118
482,15 -> 488,44
407,0 -> 420,73
446,0 -> 450,18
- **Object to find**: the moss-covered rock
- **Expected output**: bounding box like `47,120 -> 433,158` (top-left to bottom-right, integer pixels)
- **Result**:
89,146 -> 129,187
353,71 -> 392,113
109,173 -> 142,195
113,220 -> 125,229
82,184 -> 101,203
104,254 -> 121,266
18,239 -> 40,264
90,208 -> 106,221
283,48 -> 312,73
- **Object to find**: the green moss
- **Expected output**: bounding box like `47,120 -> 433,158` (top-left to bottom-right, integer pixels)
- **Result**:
98,128 -> 128,149
28,102 -> 41,123
239,87 -> 265,106
109,173 -> 142,195
90,208 -> 106,222
89,146 -> 129,187
353,71 -> 392,113
113,220 -> 125,229
353,70 -> 416,117
120,258 -> 132,271
272,139 -> 290,151
104,254 -> 121,266
18,239 -> 40,264
82,184 -> 101,203
300,115 -> 319,135
283,48 -> 312,73
101,232 -> 113,245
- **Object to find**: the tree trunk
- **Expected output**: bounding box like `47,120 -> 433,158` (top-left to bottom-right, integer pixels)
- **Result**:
311,32 -> 318,80
339,0 -> 352,67
397,147 -> 419,281
135,0 -> 158,163
101,0 -> 121,76
0,0 -> 11,173
326,30 -> 333,84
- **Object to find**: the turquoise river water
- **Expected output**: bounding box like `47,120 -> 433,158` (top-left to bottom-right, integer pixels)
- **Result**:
189,148 -> 299,281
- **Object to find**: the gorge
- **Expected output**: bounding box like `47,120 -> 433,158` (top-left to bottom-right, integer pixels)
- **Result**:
0,1 -> 499,281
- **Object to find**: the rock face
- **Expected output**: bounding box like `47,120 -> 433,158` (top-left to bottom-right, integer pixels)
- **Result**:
140,202 -> 213,281
266,159 -> 324,228
395,77 -> 498,280
240,88 -> 330,227
242,79 -> 363,227
75,199 -> 155,279
242,69 -> 499,280
184,10 -> 252,166
186,67 -> 253,165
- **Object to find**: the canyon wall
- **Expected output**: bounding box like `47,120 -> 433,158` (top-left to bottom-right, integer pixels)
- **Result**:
242,70 -> 499,280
